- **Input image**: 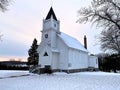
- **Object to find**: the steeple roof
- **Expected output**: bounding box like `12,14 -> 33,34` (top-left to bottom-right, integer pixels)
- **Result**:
45,7 -> 57,21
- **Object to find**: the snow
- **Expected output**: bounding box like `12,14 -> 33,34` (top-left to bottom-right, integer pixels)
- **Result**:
58,33 -> 88,52
71,71 -> 120,76
0,70 -> 29,78
0,70 -> 120,90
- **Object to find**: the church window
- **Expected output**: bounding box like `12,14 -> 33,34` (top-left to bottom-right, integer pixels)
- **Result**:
44,52 -> 48,56
54,23 -> 56,27
45,34 -> 48,38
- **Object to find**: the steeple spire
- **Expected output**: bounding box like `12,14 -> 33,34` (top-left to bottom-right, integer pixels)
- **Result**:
45,7 -> 57,21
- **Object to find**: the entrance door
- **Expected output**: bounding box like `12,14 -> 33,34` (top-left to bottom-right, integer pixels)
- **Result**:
44,65 -> 52,73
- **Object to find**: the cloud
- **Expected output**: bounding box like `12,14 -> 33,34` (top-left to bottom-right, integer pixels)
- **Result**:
0,0 -> 101,60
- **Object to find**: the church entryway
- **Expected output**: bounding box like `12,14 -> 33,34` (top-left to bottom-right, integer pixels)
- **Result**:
44,65 -> 52,74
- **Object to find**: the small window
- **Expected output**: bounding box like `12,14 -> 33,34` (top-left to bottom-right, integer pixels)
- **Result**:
54,23 -> 56,27
44,52 -> 48,56
45,34 -> 48,38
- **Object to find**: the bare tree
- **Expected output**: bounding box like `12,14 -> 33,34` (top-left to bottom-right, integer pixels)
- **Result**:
77,0 -> 120,54
100,29 -> 120,53
0,0 -> 11,12
0,0 -> 11,40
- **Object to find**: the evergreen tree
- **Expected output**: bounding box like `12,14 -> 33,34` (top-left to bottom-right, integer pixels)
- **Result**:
98,53 -> 120,73
27,38 -> 39,66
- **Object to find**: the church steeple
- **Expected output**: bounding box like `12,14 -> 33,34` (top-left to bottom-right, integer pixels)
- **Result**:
41,7 -> 60,48
45,7 -> 57,21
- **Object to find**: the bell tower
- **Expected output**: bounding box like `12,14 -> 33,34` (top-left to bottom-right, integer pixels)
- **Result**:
41,7 -> 60,48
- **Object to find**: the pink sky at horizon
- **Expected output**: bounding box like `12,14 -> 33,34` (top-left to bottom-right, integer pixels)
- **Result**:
0,55 -> 27,61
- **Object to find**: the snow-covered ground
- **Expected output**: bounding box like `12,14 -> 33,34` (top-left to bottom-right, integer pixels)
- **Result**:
0,70 -> 120,90
0,70 -> 29,78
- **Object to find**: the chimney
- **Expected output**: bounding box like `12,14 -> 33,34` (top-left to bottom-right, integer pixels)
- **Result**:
84,35 -> 87,49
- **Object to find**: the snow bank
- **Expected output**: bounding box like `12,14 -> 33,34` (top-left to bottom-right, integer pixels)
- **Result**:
0,70 -> 29,78
0,71 -> 120,90
53,72 -> 67,75
70,71 -> 120,76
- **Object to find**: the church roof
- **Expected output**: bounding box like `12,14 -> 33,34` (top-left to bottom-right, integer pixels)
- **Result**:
58,33 -> 89,52
45,7 -> 57,21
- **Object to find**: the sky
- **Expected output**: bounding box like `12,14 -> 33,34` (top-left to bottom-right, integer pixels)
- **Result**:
0,0 -> 102,61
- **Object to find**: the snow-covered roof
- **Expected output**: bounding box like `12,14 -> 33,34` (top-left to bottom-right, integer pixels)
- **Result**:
58,32 -> 89,52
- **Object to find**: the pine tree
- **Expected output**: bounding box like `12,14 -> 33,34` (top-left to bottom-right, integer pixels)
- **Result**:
27,38 -> 39,66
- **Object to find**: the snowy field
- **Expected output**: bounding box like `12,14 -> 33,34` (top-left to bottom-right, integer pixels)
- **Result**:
0,70 -> 120,90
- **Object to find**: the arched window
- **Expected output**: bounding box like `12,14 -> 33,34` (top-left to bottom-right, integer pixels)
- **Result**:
44,52 -> 48,56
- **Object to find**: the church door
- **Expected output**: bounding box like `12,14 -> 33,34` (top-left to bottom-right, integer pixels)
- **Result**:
44,65 -> 52,74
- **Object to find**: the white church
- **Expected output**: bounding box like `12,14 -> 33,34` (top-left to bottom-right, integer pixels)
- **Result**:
37,7 -> 98,73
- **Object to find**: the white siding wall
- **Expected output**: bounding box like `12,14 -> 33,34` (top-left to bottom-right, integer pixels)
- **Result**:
57,38 -> 69,70
68,49 -> 89,69
51,31 -> 57,48
51,53 -> 59,69
42,30 -> 57,47
43,19 -> 60,32
38,47 -> 52,68
51,20 -> 60,31
43,20 -> 51,30
88,56 -> 98,68
41,30 -> 51,43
